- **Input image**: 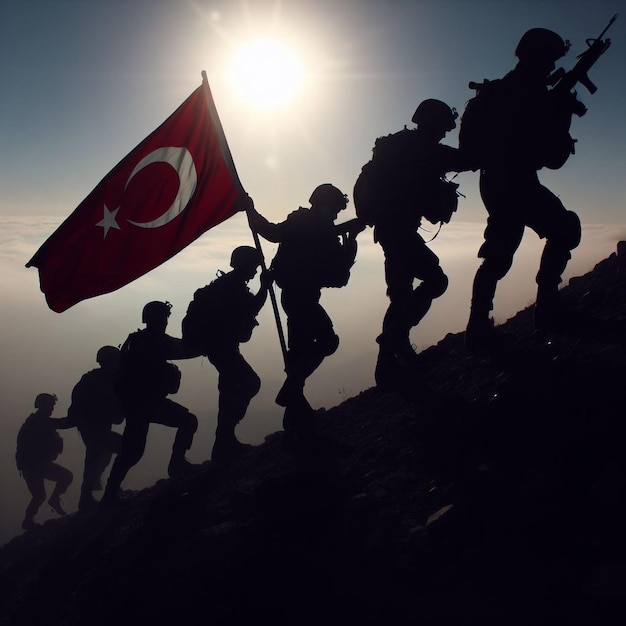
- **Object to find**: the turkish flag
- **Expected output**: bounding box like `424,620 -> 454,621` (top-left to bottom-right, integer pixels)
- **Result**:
27,75 -> 247,312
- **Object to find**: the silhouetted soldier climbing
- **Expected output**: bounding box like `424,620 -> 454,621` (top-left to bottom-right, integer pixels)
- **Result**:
248,185 -> 364,434
68,346 -> 124,512
354,99 -> 470,385
16,393 -> 73,530
461,28 -> 584,353
182,246 -> 271,462
102,301 -> 198,506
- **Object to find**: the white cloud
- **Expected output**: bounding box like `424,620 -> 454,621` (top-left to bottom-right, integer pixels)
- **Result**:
1,215 -> 623,545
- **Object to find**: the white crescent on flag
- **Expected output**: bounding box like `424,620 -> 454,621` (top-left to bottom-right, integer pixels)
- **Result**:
126,146 -> 198,229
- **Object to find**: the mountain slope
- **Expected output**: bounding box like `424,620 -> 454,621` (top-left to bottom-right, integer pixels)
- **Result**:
2,244 -> 626,626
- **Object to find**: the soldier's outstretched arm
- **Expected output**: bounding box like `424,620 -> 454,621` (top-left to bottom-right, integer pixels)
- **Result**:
453,151 -> 476,174
335,217 -> 367,237
163,335 -> 201,360
443,144 -> 474,174
246,198 -> 284,243
251,269 -> 273,314
49,416 -> 75,430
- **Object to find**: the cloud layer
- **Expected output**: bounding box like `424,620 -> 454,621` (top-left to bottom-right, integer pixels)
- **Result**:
1,215 -> 623,544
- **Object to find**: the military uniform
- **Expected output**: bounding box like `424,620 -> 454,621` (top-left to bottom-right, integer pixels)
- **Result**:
16,402 -> 73,528
467,62 -> 582,346
373,133 -> 468,370
69,363 -> 123,509
250,187 -> 359,432
192,269 -> 265,461
103,324 -> 198,502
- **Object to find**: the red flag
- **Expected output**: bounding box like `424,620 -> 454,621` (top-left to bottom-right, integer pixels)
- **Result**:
27,74 -> 247,312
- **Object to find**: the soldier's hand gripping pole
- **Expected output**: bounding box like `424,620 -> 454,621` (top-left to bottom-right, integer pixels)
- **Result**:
245,199 -> 288,367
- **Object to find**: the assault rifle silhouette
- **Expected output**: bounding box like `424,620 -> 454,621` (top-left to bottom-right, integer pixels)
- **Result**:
463,15 -> 618,170
548,13 -> 618,117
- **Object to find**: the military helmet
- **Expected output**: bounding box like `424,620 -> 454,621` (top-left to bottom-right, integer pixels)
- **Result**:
412,99 -> 458,131
309,184 -> 348,211
515,28 -> 569,62
141,300 -> 172,324
230,245 -> 263,270
96,345 -> 120,367
34,393 -> 58,409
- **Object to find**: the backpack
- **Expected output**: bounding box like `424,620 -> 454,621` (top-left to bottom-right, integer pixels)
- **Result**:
458,79 -> 504,171
459,77 -> 575,171
182,273 -> 258,353
419,177 -> 461,226
116,330 -> 181,401
270,209 -> 356,289
69,368 -> 124,428
354,129 -> 416,227
15,415 -> 63,472
353,160 -> 380,227
354,129 -> 461,227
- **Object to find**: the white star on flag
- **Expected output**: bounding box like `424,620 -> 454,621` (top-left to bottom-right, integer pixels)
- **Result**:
96,205 -> 121,238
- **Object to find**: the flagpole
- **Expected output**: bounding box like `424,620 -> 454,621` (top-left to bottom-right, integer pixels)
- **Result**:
247,212 -> 288,362
200,71 -> 288,366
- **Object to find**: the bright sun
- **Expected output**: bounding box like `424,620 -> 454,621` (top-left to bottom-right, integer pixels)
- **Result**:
230,38 -> 305,110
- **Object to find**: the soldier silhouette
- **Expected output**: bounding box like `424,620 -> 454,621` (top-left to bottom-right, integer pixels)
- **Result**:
355,99 -> 471,385
462,28 -> 582,353
16,393 -> 73,530
101,301 -> 199,506
68,346 -> 124,512
248,185 -> 364,434
182,246 -> 271,462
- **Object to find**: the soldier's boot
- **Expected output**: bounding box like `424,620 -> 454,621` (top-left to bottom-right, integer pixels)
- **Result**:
275,375 -> 305,407
48,495 -> 67,516
282,395 -> 316,437
211,423 -> 253,463
465,315 -> 512,355
534,287 -> 570,331
375,343 -> 398,387
392,340 -> 422,368
167,455 -> 201,478
79,491 -> 98,513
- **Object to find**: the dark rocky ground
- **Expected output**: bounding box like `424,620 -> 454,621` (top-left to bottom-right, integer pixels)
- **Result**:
3,244 -> 626,626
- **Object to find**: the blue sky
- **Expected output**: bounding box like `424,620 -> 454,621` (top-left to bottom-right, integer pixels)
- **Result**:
2,0 -> 624,220
0,0 -> 624,543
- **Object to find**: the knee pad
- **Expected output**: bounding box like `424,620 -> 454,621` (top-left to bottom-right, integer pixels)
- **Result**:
187,413 -> 199,434
477,251 -> 515,281
320,333 -> 340,357
243,371 -> 261,398
424,271 -> 449,299
62,470 -> 74,489
562,210 -> 582,251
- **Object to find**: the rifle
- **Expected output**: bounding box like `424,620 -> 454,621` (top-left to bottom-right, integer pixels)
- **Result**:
335,217 -> 367,237
549,13 -> 618,117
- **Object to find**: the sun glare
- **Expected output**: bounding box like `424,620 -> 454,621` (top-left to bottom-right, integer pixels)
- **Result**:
230,38 -> 305,110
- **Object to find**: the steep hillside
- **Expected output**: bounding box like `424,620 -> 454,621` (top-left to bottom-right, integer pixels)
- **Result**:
2,244 -> 626,626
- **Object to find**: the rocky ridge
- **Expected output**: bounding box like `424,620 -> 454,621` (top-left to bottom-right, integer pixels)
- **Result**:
2,244 -> 626,625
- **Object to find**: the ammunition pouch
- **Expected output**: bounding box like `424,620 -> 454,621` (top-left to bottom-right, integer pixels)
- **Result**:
539,131 -> 576,170
163,362 -> 182,395
421,178 -> 460,224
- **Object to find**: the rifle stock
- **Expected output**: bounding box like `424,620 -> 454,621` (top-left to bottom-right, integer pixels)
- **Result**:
335,217 -> 367,236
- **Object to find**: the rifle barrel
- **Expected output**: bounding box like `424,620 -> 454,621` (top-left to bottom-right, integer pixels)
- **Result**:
597,13 -> 618,41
